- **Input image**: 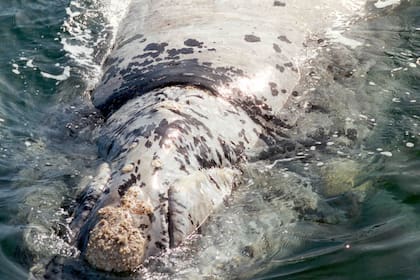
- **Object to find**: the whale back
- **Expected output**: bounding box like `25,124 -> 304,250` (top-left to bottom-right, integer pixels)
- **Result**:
92,0 -> 365,116
70,0 -> 368,273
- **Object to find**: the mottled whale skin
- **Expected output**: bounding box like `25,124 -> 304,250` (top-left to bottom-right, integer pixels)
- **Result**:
68,0 -> 366,273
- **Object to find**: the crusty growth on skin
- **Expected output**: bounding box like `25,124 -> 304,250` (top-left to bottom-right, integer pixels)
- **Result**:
85,188 -> 152,272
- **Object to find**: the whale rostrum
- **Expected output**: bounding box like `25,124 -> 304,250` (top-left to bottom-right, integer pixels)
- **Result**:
68,0 -> 368,272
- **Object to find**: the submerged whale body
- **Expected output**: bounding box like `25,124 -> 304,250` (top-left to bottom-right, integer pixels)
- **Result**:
63,0 -> 370,274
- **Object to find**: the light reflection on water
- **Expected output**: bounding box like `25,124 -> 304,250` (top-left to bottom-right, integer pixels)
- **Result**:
0,0 -> 419,279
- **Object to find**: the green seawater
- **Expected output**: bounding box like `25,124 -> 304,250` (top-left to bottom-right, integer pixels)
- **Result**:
0,0 -> 419,279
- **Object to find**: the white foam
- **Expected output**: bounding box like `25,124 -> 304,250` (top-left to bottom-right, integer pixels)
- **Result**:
60,0 -> 132,88
12,63 -> 20,75
374,0 -> 401,9
41,66 -> 71,81
325,8 -> 364,49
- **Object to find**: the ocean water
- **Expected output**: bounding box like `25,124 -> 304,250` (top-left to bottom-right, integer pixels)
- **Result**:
0,0 -> 419,279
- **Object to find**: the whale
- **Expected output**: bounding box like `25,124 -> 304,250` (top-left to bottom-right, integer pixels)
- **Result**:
55,0 -> 373,274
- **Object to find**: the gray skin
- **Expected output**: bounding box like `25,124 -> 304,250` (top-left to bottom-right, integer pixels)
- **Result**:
67,0 -> 368,273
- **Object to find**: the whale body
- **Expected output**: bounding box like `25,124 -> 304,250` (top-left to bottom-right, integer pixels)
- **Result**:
66,0 -> 369,273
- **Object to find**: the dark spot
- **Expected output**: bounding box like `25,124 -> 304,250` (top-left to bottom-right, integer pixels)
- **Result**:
292,91 -> 299,97
269,82 -> 279,96
305,103 -> 329,114
145,140 -> 152,148
138,42 -> 169,58
209,176 -> 221,190
273,1 -> 286,6
244,34 -> 261,43
276,64 -> 285,72
278,35 -> 292,44
281,89 -> 287,94
241,246 -> 254,258
148,213 -> 156,223
139,224 -> 148,230
144,42 -> 168,52
346,128 -> 358,141
117,174 -> 137,196
184,39 -> 203,48
167,47 -> 194,57
273,43 -> 282,53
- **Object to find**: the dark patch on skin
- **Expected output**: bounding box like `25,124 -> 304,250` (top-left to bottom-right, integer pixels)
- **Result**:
284,62 -> 298,73
276,64 -> 285,72
144,42 -> 168,53
346,128 -> 358,141
244,34 -> 261,43
139,224 -> 148,230
95,58 -> 245,116
281,89 -> 287,94
184,39 -> 204,48
133,42 -> 169,60
174,157 -> 189,174
273,43 -> 282,53
284,62 -> 294,68
238,128 -> 250,144
154,119 -> 169,142
269,82 -> 279,96
209,175 -> 221,190
241,245 -> 255,258
195,155 -> 218,169
218,138 -> 234,163
278,35 -> 292,44
216,151 -> 223,165
273,1 -> 286,6
155,241 -> 166,250
148,212 -> 156,223
292,91 -> 299,97
117,174 -> 138,196
103,56 -> 119,67
207,48 -> 216,52
145,139 -> 152,148
117,34 -> 144,50
305,103 -> 329,114
230,95 -> 293,145
166,48 -> 194,58
167,188 -> 175,248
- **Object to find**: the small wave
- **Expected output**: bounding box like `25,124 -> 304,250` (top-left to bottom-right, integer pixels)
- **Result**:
60,0 -> 132,89
40,66 -> 71,81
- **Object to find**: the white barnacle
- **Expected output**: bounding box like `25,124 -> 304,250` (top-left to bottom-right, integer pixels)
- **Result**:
152,159 -> 162,168
121,163 -> 134,174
